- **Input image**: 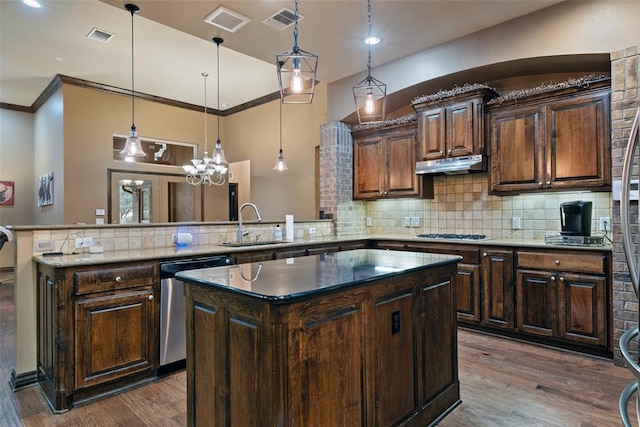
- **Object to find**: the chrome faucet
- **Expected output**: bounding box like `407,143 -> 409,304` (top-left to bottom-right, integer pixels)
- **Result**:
237,203 -> 262,242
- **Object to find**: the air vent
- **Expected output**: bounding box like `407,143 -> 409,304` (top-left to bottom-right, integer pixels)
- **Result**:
86,27 -> 114,43
204,6 -> 251,33
263,8 -> 302,31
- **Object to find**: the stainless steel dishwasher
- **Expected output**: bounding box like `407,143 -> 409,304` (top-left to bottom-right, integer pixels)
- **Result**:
159,255 -> 232,370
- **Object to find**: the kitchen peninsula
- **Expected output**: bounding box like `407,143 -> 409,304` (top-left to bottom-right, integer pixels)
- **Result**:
177,249 -> 461,426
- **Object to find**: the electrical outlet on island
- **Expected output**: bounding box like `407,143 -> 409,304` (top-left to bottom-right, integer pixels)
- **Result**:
410,217 -> 420,227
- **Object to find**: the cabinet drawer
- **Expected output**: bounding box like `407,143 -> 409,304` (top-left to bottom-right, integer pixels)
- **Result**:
516,251 -> 605,274
74,263 -> 155,295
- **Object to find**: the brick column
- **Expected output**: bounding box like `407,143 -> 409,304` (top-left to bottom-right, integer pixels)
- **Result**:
611,46 -> 640,365
319,122 -> 366,236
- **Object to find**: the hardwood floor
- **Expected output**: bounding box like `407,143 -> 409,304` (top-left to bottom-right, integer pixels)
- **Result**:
0,271 -> 635,426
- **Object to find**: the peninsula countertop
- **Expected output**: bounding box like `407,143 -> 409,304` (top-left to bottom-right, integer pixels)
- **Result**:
176,249 -> 461,303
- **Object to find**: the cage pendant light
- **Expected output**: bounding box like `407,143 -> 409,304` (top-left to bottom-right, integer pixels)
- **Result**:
274,101 -> 288,171
120,3 -> 146,161
276,0 -> 318,104
352,0 -> 386,124
183,73 -> 225,186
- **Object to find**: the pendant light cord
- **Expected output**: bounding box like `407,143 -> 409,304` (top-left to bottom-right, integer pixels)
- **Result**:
279,101 -> 283,152
203,73 -> 208,152
366,0 -> 372,80
293,0 -> 299,53
215,38 -> 221,145
126,4 -> 139,131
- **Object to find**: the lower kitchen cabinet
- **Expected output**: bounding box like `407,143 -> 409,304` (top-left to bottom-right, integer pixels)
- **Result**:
516,250 -> 609,351
481,249 -> 514,330
37,261 -> 159,411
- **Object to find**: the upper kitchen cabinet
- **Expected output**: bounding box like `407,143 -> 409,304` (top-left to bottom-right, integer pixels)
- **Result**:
487,78 -> 611,194
352,122 -> 431,200
412,86 -> 499,160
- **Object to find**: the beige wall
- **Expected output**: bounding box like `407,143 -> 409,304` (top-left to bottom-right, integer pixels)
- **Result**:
224,83 -> 327,221
59,84 -> 228,224
328,1 -> 640,121
0,109 -> 34,268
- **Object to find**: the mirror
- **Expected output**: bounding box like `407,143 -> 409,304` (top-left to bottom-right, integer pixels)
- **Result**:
119,179 -> 151,223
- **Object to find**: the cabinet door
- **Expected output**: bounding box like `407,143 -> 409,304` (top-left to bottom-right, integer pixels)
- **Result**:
546,91 -> 611,190
417,107 -> 446,160
489,106 -> 544,193
354,135 -> 384,199
386,129 -> 421,198
75,287 -> 156,389
446,101 -> 476,157
455,263 -> 481,324
516,269 -> 557,337
481,249 -> 514,330
557,272 -> 607,347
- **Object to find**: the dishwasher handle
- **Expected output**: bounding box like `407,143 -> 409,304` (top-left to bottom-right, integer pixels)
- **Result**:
160,256 -> 232,278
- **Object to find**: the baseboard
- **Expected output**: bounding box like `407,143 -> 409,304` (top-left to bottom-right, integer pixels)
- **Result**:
10,369 -> 38,391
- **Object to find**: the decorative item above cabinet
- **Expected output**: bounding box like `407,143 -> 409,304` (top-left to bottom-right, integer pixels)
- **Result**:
412,84 -> 499,174
486,75 -> 611,195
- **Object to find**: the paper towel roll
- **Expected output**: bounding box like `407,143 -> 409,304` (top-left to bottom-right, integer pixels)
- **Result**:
285,215 -> 294,242
173,232 -> 194,245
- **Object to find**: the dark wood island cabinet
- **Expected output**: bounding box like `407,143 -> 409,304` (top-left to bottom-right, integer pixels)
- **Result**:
177,249 -> 462,426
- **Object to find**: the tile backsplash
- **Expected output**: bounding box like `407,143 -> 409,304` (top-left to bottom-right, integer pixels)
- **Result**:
364,174 -> 611,240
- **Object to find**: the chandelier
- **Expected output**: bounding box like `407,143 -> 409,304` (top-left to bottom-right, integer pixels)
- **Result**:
183,38 -> 228,186
276,0 -> 318,104
352,0 -> 386,124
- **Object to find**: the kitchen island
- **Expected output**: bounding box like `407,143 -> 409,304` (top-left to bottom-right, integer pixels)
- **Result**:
177,249 -> 461,426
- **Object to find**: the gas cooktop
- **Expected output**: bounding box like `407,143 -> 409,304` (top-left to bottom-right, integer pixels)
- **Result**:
416,233 -> 487,240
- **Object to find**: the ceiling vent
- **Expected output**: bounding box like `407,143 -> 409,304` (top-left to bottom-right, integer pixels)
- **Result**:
263,8 -> 302,31
86,27 -> 114,43
204,6 -> 251,33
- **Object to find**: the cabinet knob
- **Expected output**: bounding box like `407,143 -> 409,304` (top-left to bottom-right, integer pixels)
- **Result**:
482,252 -> 488,257
115,276 -> 122,282
550,276 -> 556,281
559,277 -> 565,282
538,182 -> 543,186
148,294 -> 154,301
546,181 -> 551,185
555,260 -> 560,265
448,150 -> 452,155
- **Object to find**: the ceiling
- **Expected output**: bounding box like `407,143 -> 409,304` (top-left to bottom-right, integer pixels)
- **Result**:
0,0 -> 564,113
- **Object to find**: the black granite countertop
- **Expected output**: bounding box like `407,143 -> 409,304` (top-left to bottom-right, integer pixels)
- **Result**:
176,249 -> 461,303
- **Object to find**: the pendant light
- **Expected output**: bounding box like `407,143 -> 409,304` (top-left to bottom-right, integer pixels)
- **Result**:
352,0 -> 386,124
276,0 -> 318,104
273,101 -> 288,171
120,3 -> 146,161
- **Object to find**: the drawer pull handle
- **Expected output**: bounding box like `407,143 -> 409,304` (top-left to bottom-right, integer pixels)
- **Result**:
550,276 -> 556,281
555,260 -> 560,265
148,294 -> 154,301
115,276 -> 122,282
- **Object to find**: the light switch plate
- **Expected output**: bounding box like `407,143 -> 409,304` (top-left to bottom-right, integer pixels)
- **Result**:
33,239 -> 55,252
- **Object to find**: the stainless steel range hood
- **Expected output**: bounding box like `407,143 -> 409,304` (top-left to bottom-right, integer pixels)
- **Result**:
416,154 -> 485,175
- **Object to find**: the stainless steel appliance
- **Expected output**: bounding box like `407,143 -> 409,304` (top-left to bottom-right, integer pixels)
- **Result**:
416,154 -> 485,175
160,255 -> 232,369
618,106 -> 640,426
559,200 -> 592,236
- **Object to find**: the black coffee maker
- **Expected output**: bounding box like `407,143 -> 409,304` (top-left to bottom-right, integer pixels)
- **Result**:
559,201 -> 592,236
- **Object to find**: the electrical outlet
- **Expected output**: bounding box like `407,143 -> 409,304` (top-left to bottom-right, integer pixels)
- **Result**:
410,216 -> 420,227
308,227 -> 316,235
599,217 -> 611,231
512,217 -> 521,230
75,237 -> 93,248
403,217 -> 411,227
366,217 -> 372,227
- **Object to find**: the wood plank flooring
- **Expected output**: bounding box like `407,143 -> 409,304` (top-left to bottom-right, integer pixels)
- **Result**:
0,271 -> 636,426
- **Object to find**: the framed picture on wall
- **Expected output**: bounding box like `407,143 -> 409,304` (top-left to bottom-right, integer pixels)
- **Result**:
0,181 -> 14,206
37,172 -> 54,207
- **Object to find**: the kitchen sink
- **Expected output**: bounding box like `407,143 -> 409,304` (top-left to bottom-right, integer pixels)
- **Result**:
218,240 -> 287,247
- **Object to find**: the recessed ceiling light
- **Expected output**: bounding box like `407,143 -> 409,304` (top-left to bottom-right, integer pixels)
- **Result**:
54,56 -> 63,61
23,0 -> 41,7
364,36 -> 382,46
